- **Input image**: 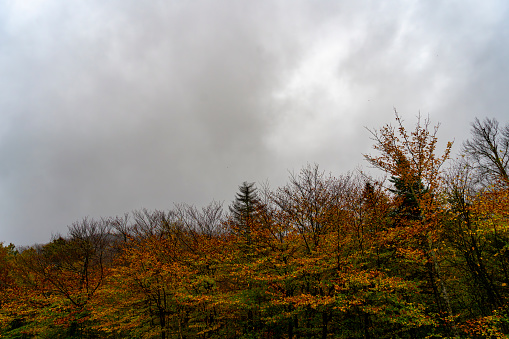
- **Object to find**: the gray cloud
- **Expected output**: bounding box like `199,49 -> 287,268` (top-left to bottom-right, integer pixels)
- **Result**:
1,0 -> 508,245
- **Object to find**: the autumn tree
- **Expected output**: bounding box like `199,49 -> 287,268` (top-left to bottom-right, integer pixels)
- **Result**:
456,118 -> 509,311
0,243 -> 19,334
92,205 -> 237,339
0,243 -> 16,296
2,218 -> 114,338
442,130 -> 509,335
364,111 -> 456,335
269,166 -> 382,338
444,158 -> 506,317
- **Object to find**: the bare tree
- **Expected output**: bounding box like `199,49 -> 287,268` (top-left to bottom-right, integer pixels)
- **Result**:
272,164 -> 343,253
174,201 -> 225,237
67,218 -> 112,302
131,209 -> 172,238
109,213 -> 132,242
463,117 -> 509,186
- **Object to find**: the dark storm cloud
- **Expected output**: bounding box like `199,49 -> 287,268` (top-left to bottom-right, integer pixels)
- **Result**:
1,0 -> 508,245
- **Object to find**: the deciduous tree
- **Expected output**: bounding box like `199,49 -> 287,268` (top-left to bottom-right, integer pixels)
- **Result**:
364,111 -> 456,335
463,117 -> 509,186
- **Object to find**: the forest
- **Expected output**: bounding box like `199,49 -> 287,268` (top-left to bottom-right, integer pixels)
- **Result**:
1,113 -> 509,338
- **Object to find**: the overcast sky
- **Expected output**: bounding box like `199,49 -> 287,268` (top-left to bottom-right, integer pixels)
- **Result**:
1,0 -> 508,246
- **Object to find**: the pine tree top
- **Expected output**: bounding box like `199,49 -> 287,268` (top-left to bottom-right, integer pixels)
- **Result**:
229,181 -> 260,224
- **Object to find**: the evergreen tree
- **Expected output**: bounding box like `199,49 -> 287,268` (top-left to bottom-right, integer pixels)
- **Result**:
388,161 -> 428,222
229,182 -> 263,334
229,182 -> 260,244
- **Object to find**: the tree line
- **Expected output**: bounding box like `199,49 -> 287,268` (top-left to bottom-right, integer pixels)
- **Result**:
1,113 -> 509,338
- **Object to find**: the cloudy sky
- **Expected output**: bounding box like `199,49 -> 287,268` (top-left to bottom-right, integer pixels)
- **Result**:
1,0 -> 508,246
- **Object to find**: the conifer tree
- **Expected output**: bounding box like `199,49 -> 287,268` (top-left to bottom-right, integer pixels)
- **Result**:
229,181 -> 260,244
388,157 -> 428,222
